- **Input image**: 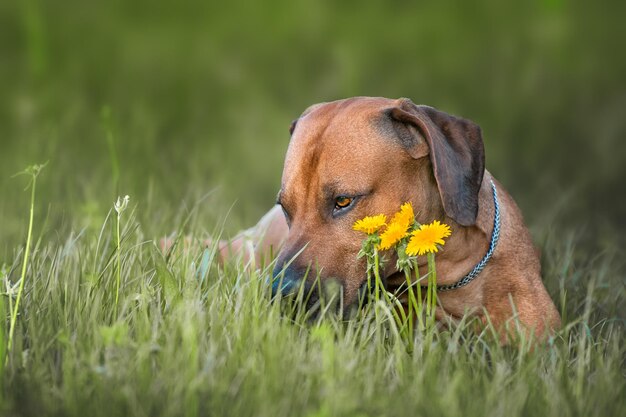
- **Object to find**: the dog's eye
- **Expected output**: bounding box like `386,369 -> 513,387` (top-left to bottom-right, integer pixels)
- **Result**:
334,196 -> 354,210
279,204 -> 291,228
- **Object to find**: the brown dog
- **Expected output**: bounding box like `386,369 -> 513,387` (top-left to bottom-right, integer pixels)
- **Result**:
220,97 -> 561,340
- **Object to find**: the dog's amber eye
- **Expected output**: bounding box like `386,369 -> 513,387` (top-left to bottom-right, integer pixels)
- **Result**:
335,196 -> 353,210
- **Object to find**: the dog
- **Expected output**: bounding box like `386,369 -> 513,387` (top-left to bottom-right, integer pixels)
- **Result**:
217,97 -> 561,340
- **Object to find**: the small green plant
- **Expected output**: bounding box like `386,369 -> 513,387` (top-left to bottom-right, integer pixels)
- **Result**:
5,162 -> 46,364
113,195 -> 130,319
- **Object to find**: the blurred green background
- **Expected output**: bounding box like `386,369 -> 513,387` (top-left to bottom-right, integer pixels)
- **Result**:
1,0 -> 625,256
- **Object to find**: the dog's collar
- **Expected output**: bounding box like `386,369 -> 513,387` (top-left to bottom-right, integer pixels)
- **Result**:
429,179 -> 501,292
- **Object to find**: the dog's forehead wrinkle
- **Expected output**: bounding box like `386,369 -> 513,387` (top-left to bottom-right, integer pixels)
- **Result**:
282,97 -> 410,213
320,179 -> 367,198
283,130 -> 326,193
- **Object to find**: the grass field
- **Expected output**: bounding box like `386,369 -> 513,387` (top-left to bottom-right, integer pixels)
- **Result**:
1,1 -> 625,416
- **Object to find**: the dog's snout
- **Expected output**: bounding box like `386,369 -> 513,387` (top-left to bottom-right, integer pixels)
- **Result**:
271,260 -> 348,316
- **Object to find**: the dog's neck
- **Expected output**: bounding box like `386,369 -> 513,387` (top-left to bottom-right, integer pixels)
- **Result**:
429,172 -> 497,287
386,172 -> 497,292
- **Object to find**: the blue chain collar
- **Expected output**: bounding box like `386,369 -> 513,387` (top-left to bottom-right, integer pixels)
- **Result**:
429,179 -> 501,292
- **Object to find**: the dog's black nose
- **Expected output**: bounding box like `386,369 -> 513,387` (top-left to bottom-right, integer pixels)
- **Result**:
271,265 -> 302,297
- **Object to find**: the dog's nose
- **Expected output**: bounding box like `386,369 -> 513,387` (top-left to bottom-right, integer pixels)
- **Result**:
271,265 -> 303,297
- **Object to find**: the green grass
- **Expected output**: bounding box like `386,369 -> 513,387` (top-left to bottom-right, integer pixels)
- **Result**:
1,0 -> 625,415
1,192 -> 624,416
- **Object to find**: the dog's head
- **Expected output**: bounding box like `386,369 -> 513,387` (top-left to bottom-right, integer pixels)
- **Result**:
273,97 -> 485,307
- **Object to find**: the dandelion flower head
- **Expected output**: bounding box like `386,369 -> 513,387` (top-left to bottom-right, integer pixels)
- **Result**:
406,220 -> 451,256
378,221 -> 409,250
353,214 -> 387,234
391,202 -> 415,231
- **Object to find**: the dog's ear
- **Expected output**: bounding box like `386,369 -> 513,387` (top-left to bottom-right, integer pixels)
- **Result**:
289,119 -> 298,135
389,98 -> 485,226
290,102 -> 330,137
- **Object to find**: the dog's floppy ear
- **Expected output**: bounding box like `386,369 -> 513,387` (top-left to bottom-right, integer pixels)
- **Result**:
390,98 -> 485,226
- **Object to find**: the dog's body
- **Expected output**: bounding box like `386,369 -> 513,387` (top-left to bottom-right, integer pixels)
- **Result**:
221,97 -> 560,340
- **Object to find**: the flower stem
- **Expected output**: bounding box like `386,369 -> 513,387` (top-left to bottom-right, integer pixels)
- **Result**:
364,268 -> 372,308
373,247 -> 381,303
427,253 -> 437,326
6,170 -> 38,364
403,269 -> 415,349
372,247 -> 407,336
114,212 -> 121,319
412,260 -> 425,331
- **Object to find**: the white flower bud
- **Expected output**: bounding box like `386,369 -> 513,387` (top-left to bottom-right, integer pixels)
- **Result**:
114,195 -> 130,215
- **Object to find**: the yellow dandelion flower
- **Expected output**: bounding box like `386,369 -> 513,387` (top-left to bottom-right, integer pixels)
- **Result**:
353,214 -> 387,234
406,220 -> 452,256
391,202 -> 415,230
378,221 -> 409,250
